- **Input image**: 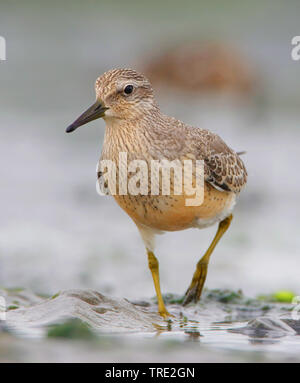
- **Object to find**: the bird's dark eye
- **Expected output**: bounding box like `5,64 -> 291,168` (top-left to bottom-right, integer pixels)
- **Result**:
124,85 -> 134,95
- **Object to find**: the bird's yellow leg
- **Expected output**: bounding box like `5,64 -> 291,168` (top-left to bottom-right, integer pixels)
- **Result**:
147,250 -> 170,318
183,214 -> 233,305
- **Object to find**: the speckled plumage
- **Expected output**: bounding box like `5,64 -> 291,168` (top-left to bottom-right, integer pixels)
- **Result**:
94,69 -> 247,247
96,68 -> 247,189
67,68 -> 247,315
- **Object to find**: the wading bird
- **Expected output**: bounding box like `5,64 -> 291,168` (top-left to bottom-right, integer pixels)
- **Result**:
66,69 -> 247,318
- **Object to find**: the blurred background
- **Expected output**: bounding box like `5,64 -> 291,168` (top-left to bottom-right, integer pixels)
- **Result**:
0,0 -> 300,307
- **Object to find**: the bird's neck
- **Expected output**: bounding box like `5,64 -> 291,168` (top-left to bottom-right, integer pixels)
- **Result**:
101,111 -> 165,162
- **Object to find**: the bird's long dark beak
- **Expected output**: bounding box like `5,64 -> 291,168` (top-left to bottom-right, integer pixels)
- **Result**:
66,99 -> 108,133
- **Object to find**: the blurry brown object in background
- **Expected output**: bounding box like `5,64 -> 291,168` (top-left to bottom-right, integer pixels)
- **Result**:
144,42 -> 255,95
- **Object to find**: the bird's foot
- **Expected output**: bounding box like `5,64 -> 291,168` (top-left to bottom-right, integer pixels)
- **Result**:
158,307 -> 174,319
183,262 -> 208,306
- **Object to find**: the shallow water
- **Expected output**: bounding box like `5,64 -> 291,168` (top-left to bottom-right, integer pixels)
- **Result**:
1,288 -> 300,362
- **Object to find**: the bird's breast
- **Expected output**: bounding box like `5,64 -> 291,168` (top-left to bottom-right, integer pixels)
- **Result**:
112,183 -> 235,231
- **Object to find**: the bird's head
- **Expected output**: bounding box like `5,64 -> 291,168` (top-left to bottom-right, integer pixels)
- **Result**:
66,68 -> 157,133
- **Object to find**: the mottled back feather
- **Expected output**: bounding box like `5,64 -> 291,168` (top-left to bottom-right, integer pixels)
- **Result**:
95,68 -> 247,194
192,129 -> 248,193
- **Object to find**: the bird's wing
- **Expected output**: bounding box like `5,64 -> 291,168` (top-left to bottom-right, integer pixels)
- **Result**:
191,129 -> 248,193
